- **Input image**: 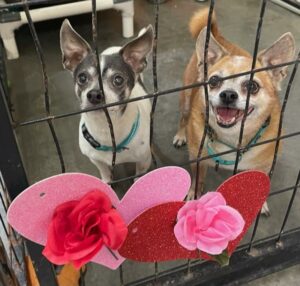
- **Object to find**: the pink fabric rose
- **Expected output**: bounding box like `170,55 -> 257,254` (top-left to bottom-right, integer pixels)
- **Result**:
174,192 -> 245,255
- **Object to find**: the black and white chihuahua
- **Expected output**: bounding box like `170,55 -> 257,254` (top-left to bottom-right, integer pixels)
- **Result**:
60,20 -> 154,182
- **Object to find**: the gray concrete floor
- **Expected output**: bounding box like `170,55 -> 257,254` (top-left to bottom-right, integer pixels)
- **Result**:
247,264 -> 300,286
5,0 -> 300,285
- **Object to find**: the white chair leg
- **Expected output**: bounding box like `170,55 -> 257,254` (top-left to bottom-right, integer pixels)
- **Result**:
0,2 -> 134,59
122,12 -> 134,38
0,24 -> 20,60
115,1 -> 134,38
2,35 -> 19,60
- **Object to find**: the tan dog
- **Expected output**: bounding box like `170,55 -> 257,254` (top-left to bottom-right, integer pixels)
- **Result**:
173,8 -> 295,214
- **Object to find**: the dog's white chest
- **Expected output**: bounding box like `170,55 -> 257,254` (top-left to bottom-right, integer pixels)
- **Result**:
79,87 -> 151,166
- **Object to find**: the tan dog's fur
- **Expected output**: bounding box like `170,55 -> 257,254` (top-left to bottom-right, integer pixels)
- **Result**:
174,8 -> 295,214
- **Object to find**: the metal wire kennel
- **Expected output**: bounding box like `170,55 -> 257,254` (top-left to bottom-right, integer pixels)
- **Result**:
0,0 -> 300,285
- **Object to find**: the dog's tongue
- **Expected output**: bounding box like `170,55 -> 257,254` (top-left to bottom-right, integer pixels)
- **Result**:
217,107 -> 239,121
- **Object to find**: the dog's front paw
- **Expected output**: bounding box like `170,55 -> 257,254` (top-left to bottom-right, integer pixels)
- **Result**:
173,133 -> 187,148
185,189 -> 195,201
261,202 -> 270,217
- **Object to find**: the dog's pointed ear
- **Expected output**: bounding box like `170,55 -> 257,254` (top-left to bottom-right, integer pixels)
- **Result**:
196,27 -> 228,67
258,32 -> 295,90
120,25 -> 154,73
60,19 -> 91,72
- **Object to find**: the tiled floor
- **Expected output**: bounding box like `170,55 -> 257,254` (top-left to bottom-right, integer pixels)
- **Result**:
4,0 -> 300,285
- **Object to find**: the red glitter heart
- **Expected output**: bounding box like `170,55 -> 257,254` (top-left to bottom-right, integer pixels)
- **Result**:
119,171 -> 270,262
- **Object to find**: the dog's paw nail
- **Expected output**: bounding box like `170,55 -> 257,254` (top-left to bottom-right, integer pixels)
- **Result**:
185,192 -> 195,201
174,143 -> 182,149
173,135 -> 187,148
262,210 -> 271,217
261,202 -> 271,217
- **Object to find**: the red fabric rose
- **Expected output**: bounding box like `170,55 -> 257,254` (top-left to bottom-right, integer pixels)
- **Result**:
42,190 -> 128,269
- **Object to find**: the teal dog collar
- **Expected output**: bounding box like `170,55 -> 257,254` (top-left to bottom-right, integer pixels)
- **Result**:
206,117 -> 270,166
82,111 -> 140,153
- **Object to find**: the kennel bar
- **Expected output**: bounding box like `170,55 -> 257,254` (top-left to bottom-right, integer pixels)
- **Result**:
149,13 -> 159,270
104,130 -> 300,185
277,170 -> 300,241
91,0 -> 117,168
193,0 -> 214,198
125,228 -> 300,286
247,50 -> 300,252
0,174 -> 25,285
0,78 -> 58,285
0,0 -> 300,285
15,58 -> 300,127
22,0 -> 66,174
269,51 -> 300,179
187,1 -> 216,274
149,1 -> 159,145
233,0 -> 267,175
271,0 -> 300,15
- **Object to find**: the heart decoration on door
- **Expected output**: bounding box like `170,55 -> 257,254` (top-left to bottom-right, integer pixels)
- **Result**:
7,167 -> 270,270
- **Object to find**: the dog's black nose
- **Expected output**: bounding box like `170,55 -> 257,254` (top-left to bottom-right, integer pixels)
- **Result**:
87,90 -> 102,105
219,90 -> 238,105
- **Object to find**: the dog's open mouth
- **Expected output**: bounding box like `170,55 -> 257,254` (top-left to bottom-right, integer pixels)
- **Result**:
213,106 -> 254,128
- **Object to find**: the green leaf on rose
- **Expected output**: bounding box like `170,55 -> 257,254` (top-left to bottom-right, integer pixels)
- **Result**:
212,250 -> 230,267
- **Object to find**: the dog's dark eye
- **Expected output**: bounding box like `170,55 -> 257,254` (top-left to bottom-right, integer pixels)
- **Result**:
113,75 -> 125,87
77,73 -> 88,85
209,75 -> 222,89
243,80 -> 260,94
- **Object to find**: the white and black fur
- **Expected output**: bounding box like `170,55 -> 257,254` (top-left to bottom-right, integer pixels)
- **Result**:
60,20 -> 154,182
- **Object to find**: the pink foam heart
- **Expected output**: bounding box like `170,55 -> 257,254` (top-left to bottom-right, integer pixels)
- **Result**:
7,167 -> 190,269
118,166 -> 191,222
